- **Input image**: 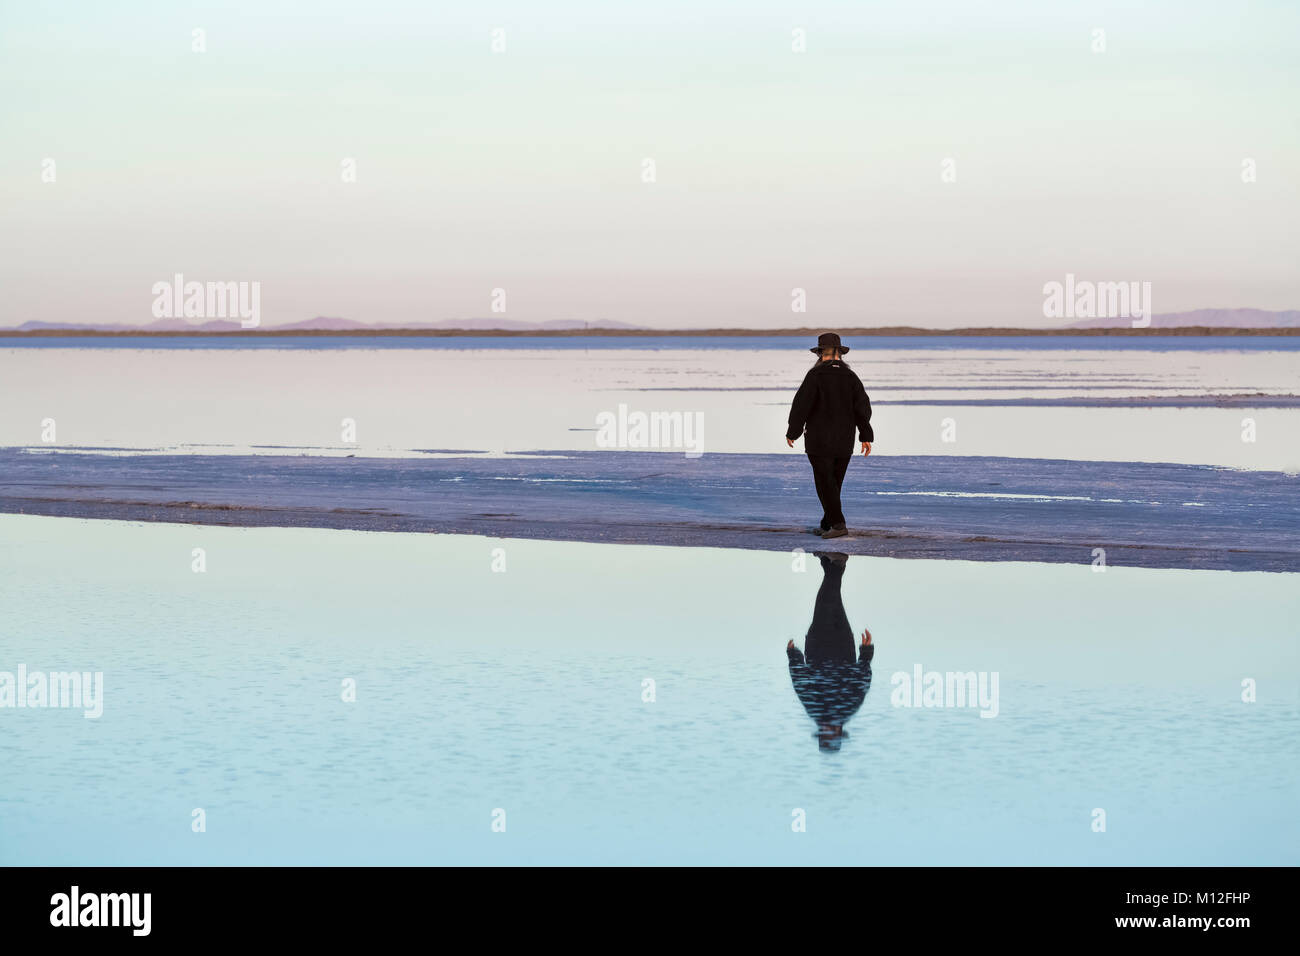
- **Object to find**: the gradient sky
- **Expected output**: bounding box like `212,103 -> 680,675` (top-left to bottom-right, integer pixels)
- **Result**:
2,0 -> 1297,328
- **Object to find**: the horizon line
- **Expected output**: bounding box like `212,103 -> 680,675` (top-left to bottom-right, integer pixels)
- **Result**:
2,326 -> 1298,338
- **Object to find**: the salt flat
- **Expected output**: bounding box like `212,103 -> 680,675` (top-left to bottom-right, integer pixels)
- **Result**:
1,448 -> 1294,571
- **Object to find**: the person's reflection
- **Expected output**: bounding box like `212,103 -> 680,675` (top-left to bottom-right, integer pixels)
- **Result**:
786,552 -> 874,752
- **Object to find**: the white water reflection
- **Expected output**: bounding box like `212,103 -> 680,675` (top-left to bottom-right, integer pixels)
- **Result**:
0,344 -> 1297,469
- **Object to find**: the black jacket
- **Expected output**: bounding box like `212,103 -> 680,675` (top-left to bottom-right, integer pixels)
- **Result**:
786,360 -> 874,457
787,642 -> 874,726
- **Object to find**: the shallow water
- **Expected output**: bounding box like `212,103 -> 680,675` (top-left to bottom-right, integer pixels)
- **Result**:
1,515 -> 1295,865
2,341 -> 1297,469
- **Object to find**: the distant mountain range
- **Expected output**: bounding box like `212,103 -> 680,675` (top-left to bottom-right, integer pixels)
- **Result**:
6,309 -> 1298,332
8,317 -> 651,332
1066,309 -> 1300,329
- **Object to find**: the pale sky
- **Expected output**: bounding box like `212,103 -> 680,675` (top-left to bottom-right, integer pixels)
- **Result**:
2,0 -> 1297,328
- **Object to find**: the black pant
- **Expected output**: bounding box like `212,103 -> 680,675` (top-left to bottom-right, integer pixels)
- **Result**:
807,454 -> 851,529
807,555 -> 855,662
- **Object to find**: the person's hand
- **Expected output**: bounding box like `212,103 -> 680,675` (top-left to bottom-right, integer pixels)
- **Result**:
786,438 -> 794,448
787,639 -> 795,649
861,441 -> 872,456
860,628 -> 872,646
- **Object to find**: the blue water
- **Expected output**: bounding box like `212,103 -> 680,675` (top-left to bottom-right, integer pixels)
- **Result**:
2,515 -> 1296,865
3,334 -> 1298,351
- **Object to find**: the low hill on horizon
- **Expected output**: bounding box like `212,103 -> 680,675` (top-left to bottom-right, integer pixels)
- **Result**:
1067,308 -> 1300,329
7,309 -> 1299,333
9,317 -> 651,332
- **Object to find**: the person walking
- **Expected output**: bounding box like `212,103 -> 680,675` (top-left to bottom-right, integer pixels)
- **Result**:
785,332 -> 874,538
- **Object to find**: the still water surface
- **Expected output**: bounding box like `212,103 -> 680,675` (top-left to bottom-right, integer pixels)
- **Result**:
2,516 -> 1295,864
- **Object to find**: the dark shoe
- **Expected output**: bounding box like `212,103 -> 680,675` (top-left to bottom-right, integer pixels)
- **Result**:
805,526 -> 826,536
821,525 -> 847,539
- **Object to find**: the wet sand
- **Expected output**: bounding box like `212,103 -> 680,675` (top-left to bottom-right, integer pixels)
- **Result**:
1,448 -> 1294,572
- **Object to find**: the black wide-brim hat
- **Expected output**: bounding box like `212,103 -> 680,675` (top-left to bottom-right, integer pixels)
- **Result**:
810,332 -> 849,354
